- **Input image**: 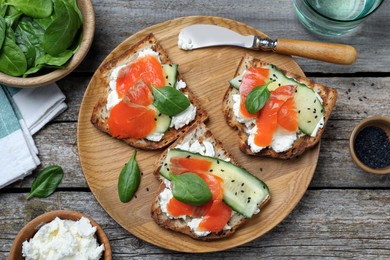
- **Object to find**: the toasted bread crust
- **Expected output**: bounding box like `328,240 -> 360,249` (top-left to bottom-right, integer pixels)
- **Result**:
151,122 -> 270,240
90,33 -> 208,150
222,55 -> 337,159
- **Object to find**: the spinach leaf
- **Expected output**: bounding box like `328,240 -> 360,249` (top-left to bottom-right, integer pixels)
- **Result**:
152,85 -> 190,116
35,49 -> 73,67
64,0 -> 82,23
0,3 -> 7,17
26,165 -> 64,200
0,16 -> 5,49
0,28 -> 27,76
15,17 -> 44,68
118,150 -> 141,203
5,5 -> 22,29
245,82 -> 271,114
23,64 -> 43,77
43,0 -> 81,56
6,0 -> 52,19
34,0 -> 62,30
170,172 -> 212,206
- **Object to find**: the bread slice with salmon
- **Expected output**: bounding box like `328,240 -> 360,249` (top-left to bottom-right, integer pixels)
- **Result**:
222,54 -> 337,159
91,33 -> 208,150
151,122 -> 270,240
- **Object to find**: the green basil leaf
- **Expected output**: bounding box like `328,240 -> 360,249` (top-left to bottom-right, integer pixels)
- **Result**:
170,172 -> 212,206
43,0 -> 81,56
118,150 -> 141,203
152,85 -> 190,116
34,0 -> 64,30
15,17 -> 45,68
26,165 -> 64,200
6,0 -> 52,19
0,16 -> 5,49
0,28 -> 27,76
245,82 -> 271,114
23,64 -> 43,77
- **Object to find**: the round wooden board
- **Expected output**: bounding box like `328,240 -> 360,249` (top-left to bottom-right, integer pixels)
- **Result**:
78,16 -> 319,253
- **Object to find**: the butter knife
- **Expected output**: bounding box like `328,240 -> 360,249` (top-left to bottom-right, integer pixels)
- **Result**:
178,24 -> 357,65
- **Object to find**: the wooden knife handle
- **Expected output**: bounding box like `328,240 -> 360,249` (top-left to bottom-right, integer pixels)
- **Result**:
275,38 -> 358,65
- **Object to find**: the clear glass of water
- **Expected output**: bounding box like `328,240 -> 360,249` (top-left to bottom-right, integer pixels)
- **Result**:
293,0 -> 384,36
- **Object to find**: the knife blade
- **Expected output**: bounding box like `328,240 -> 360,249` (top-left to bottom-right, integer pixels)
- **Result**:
178,24 -> 357,65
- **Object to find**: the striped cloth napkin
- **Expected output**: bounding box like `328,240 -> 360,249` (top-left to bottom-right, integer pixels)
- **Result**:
0,83 -> 67,189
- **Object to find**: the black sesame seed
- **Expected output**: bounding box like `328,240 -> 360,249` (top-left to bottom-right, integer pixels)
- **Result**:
314,99 -> 317,103
169,64 -> 172,67
307,108 -> 311,110
278,83 -> 281,86
209,169 -> 213,172
167,168 -> 170,171
260,168 -> 263,172
307,121 -> 311,123
165,75 -> 168,79
221,169 -> 225,172
298,110 -> 301,114
217,160 -> 220,164
146,188 -> 149,192
241,190 -> 244,193
231,180 -> 235,182
235,192 -> 238,195
315,115 -> 318,119
186,155 -> 191,158
241,183 -> 244,186
238,79 -> 242,82
159,113 -> 161,116
164,163 -> 167,166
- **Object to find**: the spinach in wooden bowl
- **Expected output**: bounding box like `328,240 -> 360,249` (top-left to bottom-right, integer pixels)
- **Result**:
0,0 -> 83,77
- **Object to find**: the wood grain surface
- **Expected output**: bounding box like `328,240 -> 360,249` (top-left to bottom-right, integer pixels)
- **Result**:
2,0 -> 390,258
78,16 -> 320,252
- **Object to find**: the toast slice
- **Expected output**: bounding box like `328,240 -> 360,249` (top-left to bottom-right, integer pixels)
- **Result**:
222,55 -> 337,159
91,33 -> 208,150
151,122 -> 270,240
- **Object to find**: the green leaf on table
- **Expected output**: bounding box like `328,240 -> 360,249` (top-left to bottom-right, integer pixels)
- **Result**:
245,82 -> 271,114
0,28 -> 27,76
152,85 -> 190,116
170,172 -> 212,206
6,0 -> 52,19
26,165 -> 64,200
43,0 -> 81,56
118,150 -> 141,203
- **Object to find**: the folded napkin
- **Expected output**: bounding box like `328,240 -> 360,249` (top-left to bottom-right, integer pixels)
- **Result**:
0,83 -> 67,189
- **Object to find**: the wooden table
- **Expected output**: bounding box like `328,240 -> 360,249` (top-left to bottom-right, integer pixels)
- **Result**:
2,1 -> 390,258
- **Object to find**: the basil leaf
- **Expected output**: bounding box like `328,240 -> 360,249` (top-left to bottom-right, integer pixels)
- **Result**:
34,0 -> 65,30
152,85 -> 190,116
63,0 -> 82,23
0,28 -> 27,76
23,64 -> 43,77
4,6 -> 22,29
26,165 -> 64,200
6,0 -> 52,19
245,82 -> 271,114
170,172 -> 212,206
0,16 -> 5,49
0,3 -> 8,17
118,150 -> 141,203
43,0 -> 81,56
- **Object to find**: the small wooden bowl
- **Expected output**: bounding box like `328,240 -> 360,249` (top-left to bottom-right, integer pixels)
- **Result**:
0,0 -> 95,88
349,116 -> 390,174
9,210 -> 112,260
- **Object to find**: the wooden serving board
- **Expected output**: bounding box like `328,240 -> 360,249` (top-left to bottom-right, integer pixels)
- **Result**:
77,16 -> 319,253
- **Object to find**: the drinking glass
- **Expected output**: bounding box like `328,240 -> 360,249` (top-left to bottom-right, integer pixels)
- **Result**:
293,0 -> 384,36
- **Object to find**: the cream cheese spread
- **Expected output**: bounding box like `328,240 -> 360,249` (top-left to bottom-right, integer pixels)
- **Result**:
22,217 -> 104,260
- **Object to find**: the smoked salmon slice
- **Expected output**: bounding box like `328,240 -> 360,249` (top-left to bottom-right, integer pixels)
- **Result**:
123,80 -> 153,107
277,97 -> 298,132
254,85 -> 297,147
115,54 -> 165,98
107,102 -> 155,138
239,67 -> 269,118
169,157 -> 212,175
198,199 -> 232,232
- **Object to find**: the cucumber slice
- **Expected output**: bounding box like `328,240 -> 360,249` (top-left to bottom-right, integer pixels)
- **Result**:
231,64 -> 324,135
294,85 -> 324,135
162,64 -> 178,88
160,149 -> 270,218
150,105 -> 171,133
229,74 -> 243,89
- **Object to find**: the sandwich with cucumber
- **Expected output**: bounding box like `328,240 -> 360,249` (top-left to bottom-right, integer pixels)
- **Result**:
151,122 -> 270,240
91,33 -> 208,149
222,55 -> 337,159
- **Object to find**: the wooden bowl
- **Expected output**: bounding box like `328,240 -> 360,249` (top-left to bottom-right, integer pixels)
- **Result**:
349,116 -> 390,174
9,210 -> 112,260
0,0 -> 95,88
